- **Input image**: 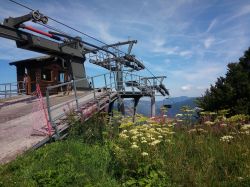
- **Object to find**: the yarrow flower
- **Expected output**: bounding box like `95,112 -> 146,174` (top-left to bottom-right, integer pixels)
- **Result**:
175,114 -> 183,117
220,135 -> 233,142
188,129 -> 196,134
119,133 -> 129,139
204,121 -> 215,126
131,135 -> 138,140
141,152 -> 149,156
197,128 -> 207,134
156,128 -> 162,132
150,137 -> 156,141
149,140 -> 161,146
130,129 -> 138,135
220,123 -> 227,127
131,144 -> 139,149
241,124 -> 250,131
168,124 -> 175,127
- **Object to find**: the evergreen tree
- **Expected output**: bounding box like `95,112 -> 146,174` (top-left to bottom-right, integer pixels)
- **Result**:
197,47 -> 250,115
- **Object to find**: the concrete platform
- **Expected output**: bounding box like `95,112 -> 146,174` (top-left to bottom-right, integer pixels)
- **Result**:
0,90 -> 114,164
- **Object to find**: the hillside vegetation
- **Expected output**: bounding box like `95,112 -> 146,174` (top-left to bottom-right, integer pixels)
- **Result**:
0,111 -> 249,186
198,48 -> 250,115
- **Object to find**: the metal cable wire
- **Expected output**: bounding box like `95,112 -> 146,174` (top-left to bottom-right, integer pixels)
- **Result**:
8,0 -> 161,82
36,22 -> 68,36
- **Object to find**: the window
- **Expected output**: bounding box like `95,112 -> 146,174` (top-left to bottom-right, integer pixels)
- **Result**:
41,69 -> 52,81
58,72 -> 65,83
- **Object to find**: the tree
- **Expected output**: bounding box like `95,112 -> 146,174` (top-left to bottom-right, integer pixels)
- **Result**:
197,47 -> 250,115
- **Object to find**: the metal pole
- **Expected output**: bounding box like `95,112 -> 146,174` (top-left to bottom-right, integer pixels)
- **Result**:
109,72 -> 112,91
9,83 -> 12,97
91,76 -> 100,110
113,72 -> 116,90
46,88 -> 58,137
72,80 -> 79,110
151,94 -> 156,117
104,74 -> 107,89
17,82 -> 20,94
131,74 -> 134,93
4,84 -> 6,98
106,73 -> 111,102
91,77 -> 96,100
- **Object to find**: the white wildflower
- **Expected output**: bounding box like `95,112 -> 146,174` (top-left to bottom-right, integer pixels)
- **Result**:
131,144 -> 139,149
204,121 -> 215,126
119,133 -> 129,139
220,123 -> 227,127
241,124 -> 250,131
130,129 -> 138,135
131,135 -> 138,140
188,129 -> 196,134
220,135 -> 233,142
175,114 -> 183,117
150,137 -> 156,141
149,140 -> 161,146
141,152 -> 149,156
156,128 -> 162,131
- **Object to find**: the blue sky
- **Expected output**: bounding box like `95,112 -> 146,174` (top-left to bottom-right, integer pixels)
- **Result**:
0,0 -> 250,97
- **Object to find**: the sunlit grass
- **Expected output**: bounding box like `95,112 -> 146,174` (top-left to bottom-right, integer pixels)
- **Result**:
0,112 -> 250,186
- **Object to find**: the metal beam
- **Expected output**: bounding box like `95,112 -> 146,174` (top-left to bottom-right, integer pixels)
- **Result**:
151,94 -> 156,117
0,24 -> 85,58
90,40 -> 137,53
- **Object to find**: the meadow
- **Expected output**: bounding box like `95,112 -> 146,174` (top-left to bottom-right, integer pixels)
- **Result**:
0,110 -> 250,186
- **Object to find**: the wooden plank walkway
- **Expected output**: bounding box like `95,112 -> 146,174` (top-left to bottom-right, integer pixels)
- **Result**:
0,91 -> 117,164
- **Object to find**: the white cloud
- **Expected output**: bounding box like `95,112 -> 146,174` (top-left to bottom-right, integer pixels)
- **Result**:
206,19 -> 217,32
179,50 -> 192,57
204,37 -> 215,49
196,86 -> 206,90
181,84 -> 192,91
95,23 -> 123,43
150,37 -> 193,58
0,38 -> 40,61
225,4 -> 250,23
171,64 -> 224,82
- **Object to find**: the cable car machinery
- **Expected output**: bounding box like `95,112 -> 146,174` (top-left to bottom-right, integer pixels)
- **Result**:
0,9 -> 169,119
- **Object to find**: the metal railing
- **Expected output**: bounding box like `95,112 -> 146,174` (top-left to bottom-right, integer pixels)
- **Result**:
45,71 -> 163,136
0,81 -> 25,99
46,72 -> 117,133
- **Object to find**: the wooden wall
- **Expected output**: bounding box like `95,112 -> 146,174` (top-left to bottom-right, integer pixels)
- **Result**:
15,60 -> 69,95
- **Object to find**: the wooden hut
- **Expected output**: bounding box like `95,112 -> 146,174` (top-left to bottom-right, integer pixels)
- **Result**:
9,56 -> 71,95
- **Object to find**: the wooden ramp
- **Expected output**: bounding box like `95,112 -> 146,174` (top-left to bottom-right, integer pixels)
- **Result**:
0,91 -> 118,164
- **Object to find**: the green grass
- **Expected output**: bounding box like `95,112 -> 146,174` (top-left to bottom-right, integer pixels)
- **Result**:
0,140 -> 118,187
160,131 -> 250,186
0,114 -> 250,186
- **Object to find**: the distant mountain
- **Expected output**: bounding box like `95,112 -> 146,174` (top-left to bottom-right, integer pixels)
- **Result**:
163,97 -> 197,117
122,96 -> 197,117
